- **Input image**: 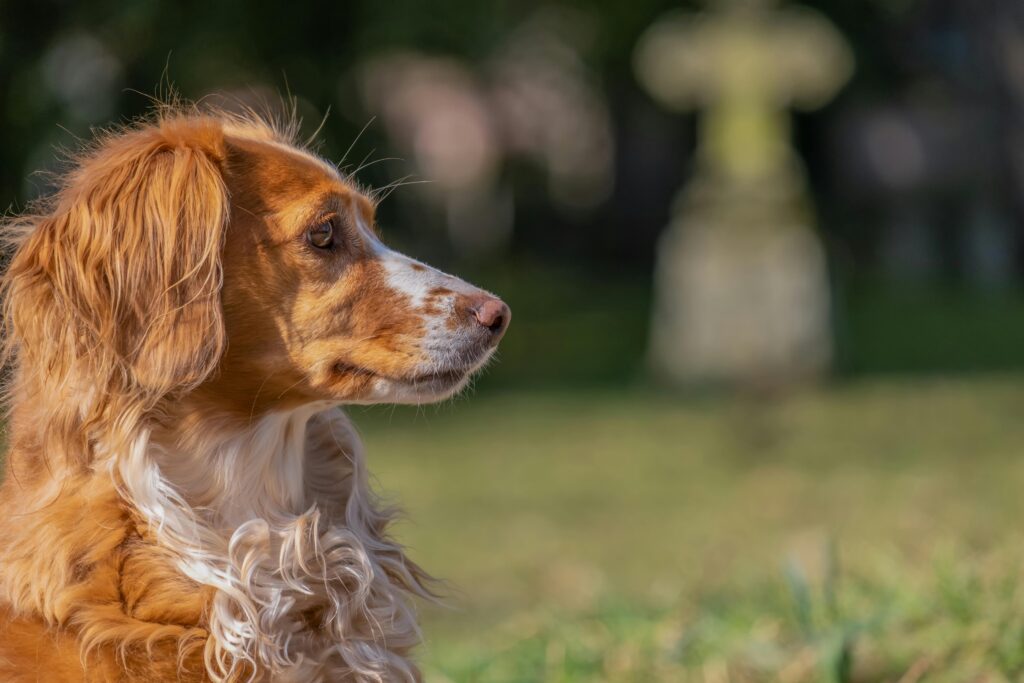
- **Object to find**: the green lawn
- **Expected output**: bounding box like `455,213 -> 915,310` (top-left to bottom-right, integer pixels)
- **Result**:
354,377 -> 1024,682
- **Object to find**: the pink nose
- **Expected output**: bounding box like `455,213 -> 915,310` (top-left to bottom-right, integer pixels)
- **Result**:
470,297 -> 511,338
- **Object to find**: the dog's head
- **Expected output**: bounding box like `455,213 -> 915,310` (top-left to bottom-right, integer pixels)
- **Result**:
3,112 -> 509,415
214,126 -> 510,410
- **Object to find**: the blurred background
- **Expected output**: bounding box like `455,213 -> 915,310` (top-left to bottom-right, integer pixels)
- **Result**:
5,0 -> 1024,680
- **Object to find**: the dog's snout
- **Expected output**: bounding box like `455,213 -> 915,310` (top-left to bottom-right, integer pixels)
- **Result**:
469,296 -> 511,339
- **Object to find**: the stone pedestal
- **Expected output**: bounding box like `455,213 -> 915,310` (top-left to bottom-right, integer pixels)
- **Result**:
649,173 -> 831,385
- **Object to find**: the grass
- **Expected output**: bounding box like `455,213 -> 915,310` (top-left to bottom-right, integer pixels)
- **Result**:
352,376 -> 1024,681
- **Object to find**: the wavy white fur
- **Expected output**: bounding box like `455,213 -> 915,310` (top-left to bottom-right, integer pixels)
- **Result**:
110,404 -> 427,682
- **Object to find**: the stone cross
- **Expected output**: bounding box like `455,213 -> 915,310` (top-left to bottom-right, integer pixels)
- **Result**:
636,0 -> 852,184
635,0 -> 852,385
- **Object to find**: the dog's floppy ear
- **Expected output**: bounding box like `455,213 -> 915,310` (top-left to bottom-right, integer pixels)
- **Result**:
3,117 -> 229,401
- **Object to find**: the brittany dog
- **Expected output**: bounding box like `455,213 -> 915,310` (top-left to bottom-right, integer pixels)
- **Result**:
0,107 -> 509,682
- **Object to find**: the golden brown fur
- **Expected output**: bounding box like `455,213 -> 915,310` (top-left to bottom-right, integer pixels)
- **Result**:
0,106 -> 509,681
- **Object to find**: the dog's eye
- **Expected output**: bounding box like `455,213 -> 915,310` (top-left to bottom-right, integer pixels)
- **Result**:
307,219 -> 335,249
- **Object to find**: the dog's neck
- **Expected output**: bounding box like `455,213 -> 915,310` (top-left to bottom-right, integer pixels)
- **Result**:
148,400 -> 336,527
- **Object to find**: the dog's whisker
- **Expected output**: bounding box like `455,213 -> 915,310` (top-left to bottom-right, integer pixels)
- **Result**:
337,117 -> 376,171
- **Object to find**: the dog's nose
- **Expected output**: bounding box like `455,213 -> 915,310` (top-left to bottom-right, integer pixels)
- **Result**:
470,296 -> 511,339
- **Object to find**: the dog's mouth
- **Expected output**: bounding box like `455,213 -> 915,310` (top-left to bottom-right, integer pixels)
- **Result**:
332,362 -> 469,391
398,367 -> 467,388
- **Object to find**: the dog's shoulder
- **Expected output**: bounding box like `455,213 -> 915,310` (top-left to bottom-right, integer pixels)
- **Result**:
0,448 -> 213,681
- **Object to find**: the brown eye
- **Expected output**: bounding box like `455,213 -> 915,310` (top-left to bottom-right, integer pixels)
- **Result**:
307,219 -> 335,249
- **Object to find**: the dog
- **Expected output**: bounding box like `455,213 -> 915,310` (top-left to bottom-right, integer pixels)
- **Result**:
0,106 -> 509,682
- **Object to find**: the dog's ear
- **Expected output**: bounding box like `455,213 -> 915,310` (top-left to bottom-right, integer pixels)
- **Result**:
3,118 -> 229,400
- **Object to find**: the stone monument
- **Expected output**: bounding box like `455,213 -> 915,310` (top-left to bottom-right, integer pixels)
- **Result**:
635,0 -> 853,385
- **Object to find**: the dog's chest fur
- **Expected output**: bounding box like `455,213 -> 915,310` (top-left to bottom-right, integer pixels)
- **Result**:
0,406 -> 424,682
